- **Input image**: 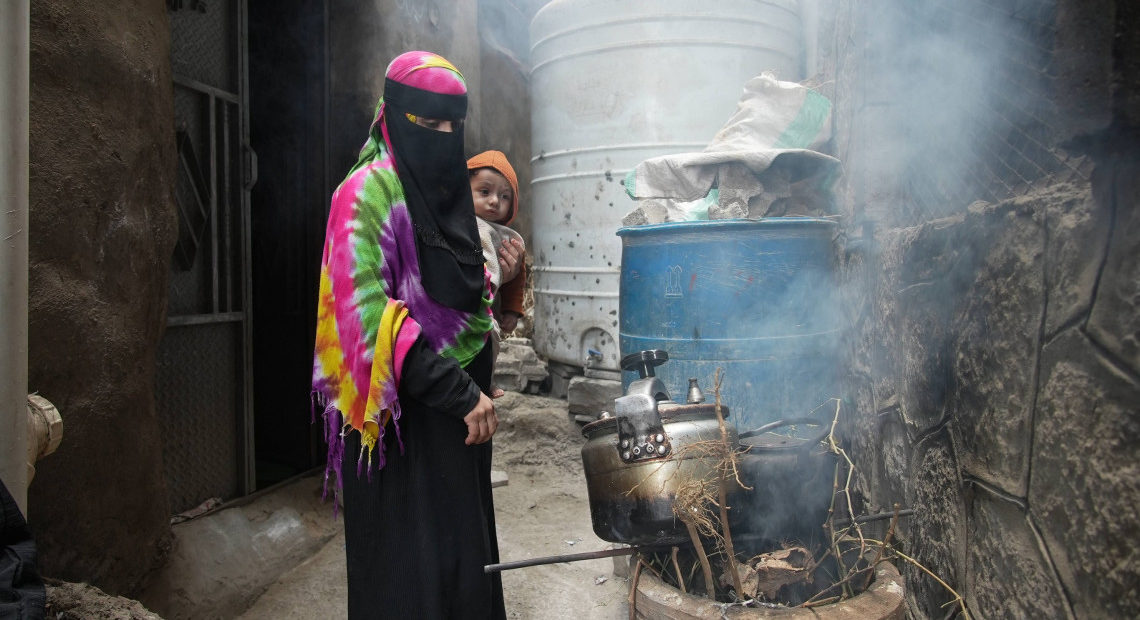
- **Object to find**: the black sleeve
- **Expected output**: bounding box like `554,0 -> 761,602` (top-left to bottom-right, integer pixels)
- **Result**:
0,478 -> 46,620
398,338 -> 482,419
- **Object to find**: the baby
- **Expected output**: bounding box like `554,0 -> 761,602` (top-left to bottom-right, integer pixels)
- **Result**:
467,150 -> 527,396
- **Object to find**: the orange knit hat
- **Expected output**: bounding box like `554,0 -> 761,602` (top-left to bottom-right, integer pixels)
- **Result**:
466,150 -> 519,225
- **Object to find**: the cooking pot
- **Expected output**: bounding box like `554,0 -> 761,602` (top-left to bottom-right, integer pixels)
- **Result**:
730,418 -> 837,546
580,350 -> 738,545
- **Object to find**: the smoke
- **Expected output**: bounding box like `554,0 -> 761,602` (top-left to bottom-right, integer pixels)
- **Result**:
477,0 -> 534,71
854,0 -> 1063,224
703,0 -> 1079,549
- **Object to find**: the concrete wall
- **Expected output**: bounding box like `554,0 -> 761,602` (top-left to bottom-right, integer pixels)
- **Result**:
821,0 -> 1139,617
26,0 -> 178,596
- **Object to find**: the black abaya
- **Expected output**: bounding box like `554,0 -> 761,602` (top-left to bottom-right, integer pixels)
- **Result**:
341,340 -> 505,619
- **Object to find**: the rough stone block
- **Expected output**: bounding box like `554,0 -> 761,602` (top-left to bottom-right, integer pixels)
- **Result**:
1044,182 -> 1108,337
869,214 -> 992,437
902,432 -> 966,618
965,488 -> 1069,618
1087,164 -> 1140,373
869,412 -> 910,515
893,278 -> 958,431
1028,330 -> 1140,618
894,212 -> 971,286
567,376 -> 623,417
949,198 -> 1045,495
545,361 -> 582,400
494,338 -> 550,394
839,376 -> 908,513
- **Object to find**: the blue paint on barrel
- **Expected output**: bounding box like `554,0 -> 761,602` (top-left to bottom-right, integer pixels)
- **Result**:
617,218 -> 841,432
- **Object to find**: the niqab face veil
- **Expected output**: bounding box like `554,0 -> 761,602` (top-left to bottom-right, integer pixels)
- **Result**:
383,79 -> 484,313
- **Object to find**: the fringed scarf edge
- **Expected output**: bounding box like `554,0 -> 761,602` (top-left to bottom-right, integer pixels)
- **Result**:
312,300 -> 422,517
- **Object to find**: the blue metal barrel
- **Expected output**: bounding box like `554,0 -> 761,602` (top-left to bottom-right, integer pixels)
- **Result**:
618,218 -> 841,432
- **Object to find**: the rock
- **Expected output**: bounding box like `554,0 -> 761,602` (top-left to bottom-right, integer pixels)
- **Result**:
567,376 -> 623,418
47,581 -> 164,620
1043,183 -> 1108,337
1087,164 -> 1140,373
494,338 -> 549,394
545,361 -> 583,400
870,213 -> 973,435
903,431 -> 965,619
965,488 -> 1069,618
949,198 -> 1045,494
766,173 -> 836,216
856,408 -> 910,517
708,163 -> 756,219
622,199 -> 702,226
1028,330 -> 1140,618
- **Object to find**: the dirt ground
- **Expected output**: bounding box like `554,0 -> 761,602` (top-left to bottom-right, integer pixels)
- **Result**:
489,391 -> 631,619
46,390 -> 631,619
45,581 -> 163,619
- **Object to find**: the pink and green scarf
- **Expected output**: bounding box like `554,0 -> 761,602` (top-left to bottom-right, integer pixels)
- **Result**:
312,52 -> 492,498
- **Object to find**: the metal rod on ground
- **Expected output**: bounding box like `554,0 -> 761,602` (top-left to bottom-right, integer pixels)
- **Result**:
485,546 -> 641,573
833,508 -> 915,528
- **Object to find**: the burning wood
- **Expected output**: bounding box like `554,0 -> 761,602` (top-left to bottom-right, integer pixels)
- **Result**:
724,546 -> 814,600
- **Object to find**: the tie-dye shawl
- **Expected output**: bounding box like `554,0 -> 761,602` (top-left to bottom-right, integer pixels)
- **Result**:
313,53 -> 492,497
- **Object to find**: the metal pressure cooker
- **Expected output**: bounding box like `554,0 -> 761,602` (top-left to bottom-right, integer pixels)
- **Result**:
580,350 -> 739,545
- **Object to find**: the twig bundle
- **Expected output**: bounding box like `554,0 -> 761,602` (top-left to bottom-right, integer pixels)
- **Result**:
626,378 -> 970,618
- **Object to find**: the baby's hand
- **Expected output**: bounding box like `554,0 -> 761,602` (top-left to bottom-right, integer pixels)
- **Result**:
498,238 -> 524,282
500,312 -> 520,334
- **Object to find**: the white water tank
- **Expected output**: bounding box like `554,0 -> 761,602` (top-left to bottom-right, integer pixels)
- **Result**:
529,0 -> 805,371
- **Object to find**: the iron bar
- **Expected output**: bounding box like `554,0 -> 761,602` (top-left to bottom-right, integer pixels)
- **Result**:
208,90 -> 218,314
173,74 -> 240,104
833,508 -> 915,528
167,311 -> 243,327
485,546 -> 642,573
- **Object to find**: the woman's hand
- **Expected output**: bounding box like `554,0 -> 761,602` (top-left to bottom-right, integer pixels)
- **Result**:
462,391 -> 498,445
498,238 -> 524,283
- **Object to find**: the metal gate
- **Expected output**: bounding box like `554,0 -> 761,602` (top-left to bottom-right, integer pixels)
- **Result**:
158,0 -> 254,513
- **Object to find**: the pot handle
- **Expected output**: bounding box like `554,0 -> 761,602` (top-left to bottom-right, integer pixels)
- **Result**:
738,417 -> 830,445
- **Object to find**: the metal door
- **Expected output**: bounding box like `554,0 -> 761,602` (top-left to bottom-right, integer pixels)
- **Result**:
158,0 -> 255,513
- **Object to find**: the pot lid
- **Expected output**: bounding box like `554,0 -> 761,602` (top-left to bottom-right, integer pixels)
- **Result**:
738,417 -> 830,452
580,401 -> 728,439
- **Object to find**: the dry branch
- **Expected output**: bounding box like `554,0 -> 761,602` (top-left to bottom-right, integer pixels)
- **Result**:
671,546 -> 687,593
712,369 -> 745,598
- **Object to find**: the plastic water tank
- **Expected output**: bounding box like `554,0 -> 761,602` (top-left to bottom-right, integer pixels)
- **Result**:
529,0 -> 804,371
618,218 -> 840,432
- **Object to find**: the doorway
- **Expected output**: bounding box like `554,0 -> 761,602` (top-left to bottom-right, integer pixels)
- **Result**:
247,0 -> 330,488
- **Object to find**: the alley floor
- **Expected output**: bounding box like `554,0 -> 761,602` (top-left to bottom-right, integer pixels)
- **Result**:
234,391 -> 629,619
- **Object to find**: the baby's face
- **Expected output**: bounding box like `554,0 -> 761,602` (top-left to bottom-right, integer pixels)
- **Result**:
470,168 -> 513,223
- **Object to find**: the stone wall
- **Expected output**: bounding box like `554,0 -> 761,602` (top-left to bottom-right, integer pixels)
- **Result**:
823,0 -> 1139,617
26,0 -> 178,596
